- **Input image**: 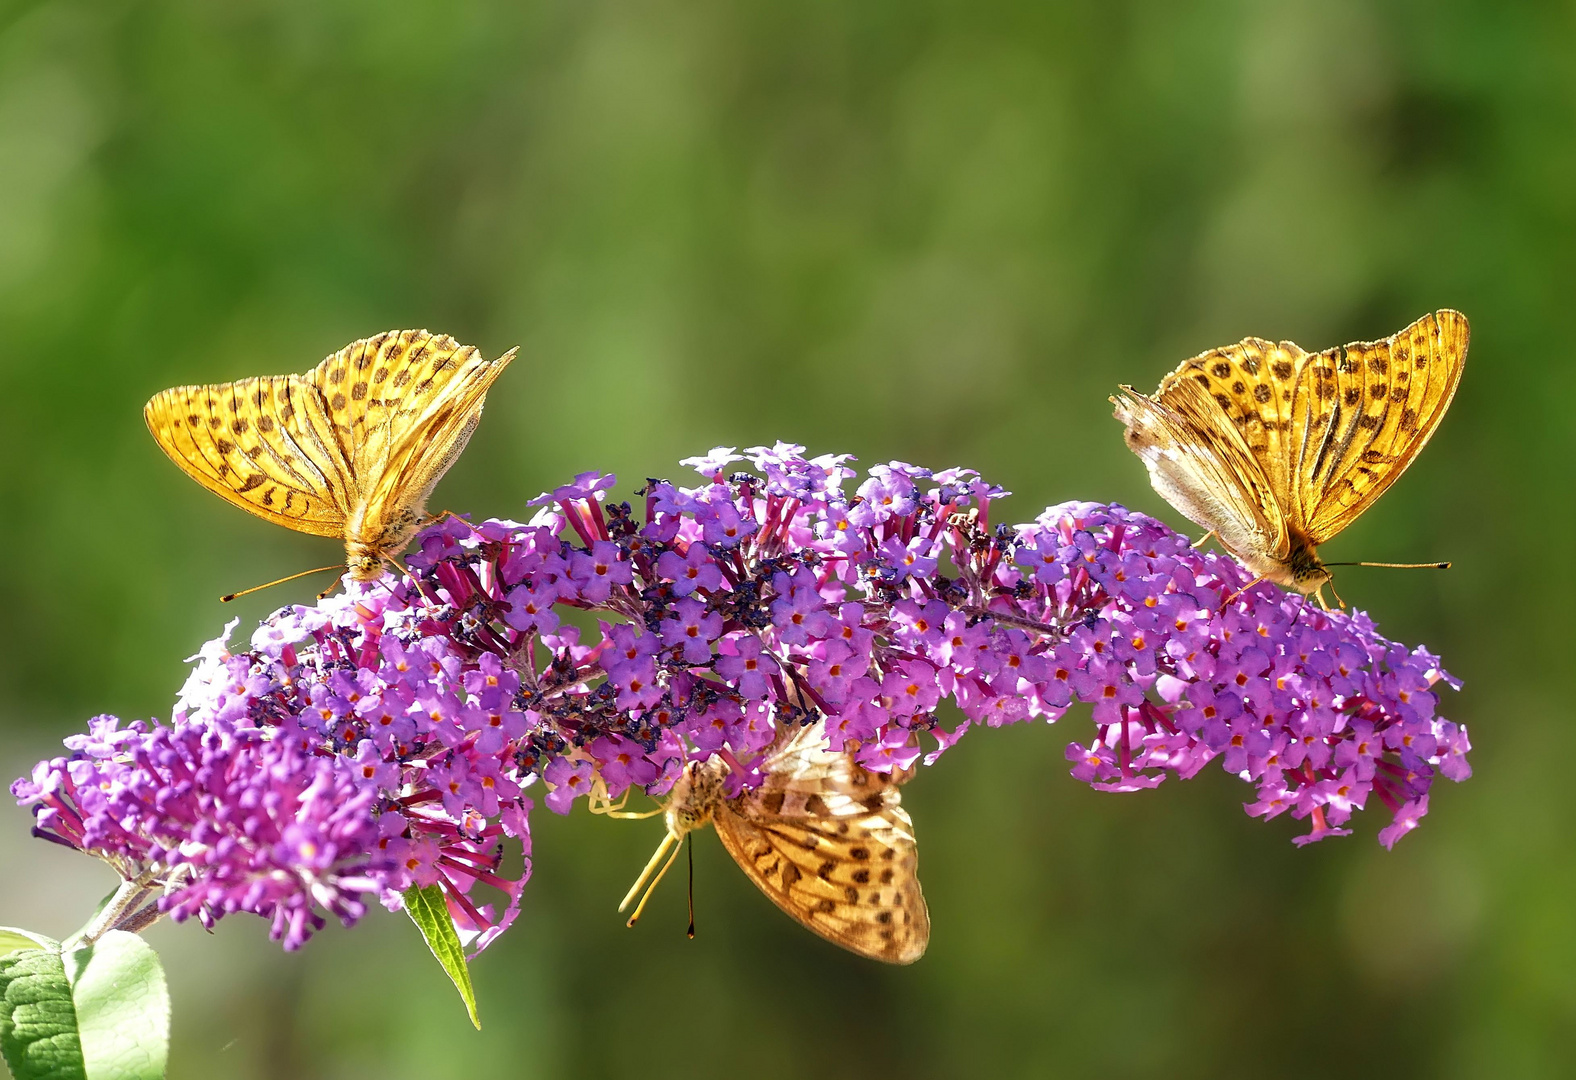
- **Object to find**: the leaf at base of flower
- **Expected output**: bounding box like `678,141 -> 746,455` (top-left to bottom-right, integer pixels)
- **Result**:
0,946 -> 86,1080
403,885 -> 480,1030
61,931 -> 169,1080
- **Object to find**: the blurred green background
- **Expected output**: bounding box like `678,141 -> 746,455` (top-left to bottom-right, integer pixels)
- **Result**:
0,0 -> 1571,1076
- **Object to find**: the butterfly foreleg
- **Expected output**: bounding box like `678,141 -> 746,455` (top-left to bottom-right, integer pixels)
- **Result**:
1218,575 -> 1268,614
587,777 -> 665,820
620,831 -> 684,926
1190,529 -> 1219,550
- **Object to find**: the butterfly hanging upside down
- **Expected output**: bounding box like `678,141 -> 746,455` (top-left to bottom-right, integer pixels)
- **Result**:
609,719 -> 931,965
144,330 -> 516,596
1111,310 -> 1468,608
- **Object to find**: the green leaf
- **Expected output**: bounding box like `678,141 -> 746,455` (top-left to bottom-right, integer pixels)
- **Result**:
61,932 -> 168,1080
403,885 -> 480,1029
0,930 -> 57,959
0,947 -> 86,1080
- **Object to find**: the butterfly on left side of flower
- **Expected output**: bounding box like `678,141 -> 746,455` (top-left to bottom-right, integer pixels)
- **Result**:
144,329 -> 516,598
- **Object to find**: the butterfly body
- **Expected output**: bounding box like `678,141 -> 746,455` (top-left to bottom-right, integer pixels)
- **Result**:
633,722 -> 930,964
1113,310 -> 1468,600
145,330 -> 516,582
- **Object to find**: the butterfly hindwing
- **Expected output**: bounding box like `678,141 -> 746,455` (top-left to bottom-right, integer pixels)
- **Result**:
711,723 -> 929,964
144,375 -> 352,537
1113,377 -> 1290,569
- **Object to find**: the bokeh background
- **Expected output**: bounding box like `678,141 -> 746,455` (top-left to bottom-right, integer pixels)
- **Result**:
0,1 -> 1571,1077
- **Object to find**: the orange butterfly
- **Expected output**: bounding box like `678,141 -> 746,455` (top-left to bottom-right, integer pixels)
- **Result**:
1112,311 -> 1467,606
614,720 -> 930,964
145,330 -> 515,592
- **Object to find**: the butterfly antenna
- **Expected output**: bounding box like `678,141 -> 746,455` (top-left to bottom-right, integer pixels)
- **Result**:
221,564 -> 343,603
620,832 -> 681,926
686,835 -> 696,940
1323,561 -> 1452,570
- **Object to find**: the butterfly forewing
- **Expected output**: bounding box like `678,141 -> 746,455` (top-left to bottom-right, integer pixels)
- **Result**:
712,723 -> 929,964
1289,310 -> 1468,544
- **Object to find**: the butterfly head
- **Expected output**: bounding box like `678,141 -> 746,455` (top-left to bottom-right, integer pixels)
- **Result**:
665,758 -> 727,838
345,545 -> 386,582
1284,539 -> 1332,594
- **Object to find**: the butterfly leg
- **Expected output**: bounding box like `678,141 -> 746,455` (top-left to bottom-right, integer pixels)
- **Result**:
1190,529 -> 1218,550
587,777 -> 665,820
620,831 -> 683,926
1217,575 -> 1267,613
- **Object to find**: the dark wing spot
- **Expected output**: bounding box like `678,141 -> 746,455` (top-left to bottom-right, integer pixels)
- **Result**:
875,910 -> 893,925
372,367 -> 389,384
815,899 -> 837,913
215,439 -> 235,455
351,382 -> 368,401
1211,361 -> 1231,378
327,366 -> 345,384
1357,413 -> 1381,430
1213,393 -> 1232,410
1192,373 -> 1210,387
852,868 -> 870,884
804,794 -> 829,816
330,393 -> 346,411
1253,383 -> 1272,403
432,355 -> 454,373
1390,386 -> 1409,403
256,415 -> 275,433
1317,382 -> 1336,399
251,389 -> 266,406
1272,361 -> 1294,380
261,488 -> 275,506
844,886 -> 860,902
1242,355 -> 1261,375
414,378 -> 435,395
779,862 -> 802,888
354,348 -> 374,370
817,860 -> 837,881
1370,383 -> 1387,398
1400,408 -> 1419,433
1231,380 -> 1246,394
1361,450 -> 1388,464
1337,351 -> 1359,374
760,791 -> 784,814
185,413 -> 200,427
237,474 -> 265,492
393,370 -> 412,389
231,418 -> 249,435
1343,387 -> 1362,407
849,846 -> 870,861
1369,356 -> 1389,374
880,867 -> 894,884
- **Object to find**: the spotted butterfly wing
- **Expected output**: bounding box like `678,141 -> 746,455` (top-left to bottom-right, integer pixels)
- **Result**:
143,373 -> 353,537
712,722 -> 930,964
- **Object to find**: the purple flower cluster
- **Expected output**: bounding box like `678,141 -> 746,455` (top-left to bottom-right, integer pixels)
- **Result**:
14,443 -> 1469,950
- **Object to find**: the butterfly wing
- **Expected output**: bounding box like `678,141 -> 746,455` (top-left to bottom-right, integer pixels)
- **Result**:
1287,310 -> 1468,544
1113,377 -> 1291,571
307,331 -> 517,551
144,375 -> 354,537
712,722 -> 929,964
1154,335 -> 1309,510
